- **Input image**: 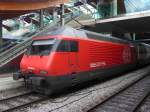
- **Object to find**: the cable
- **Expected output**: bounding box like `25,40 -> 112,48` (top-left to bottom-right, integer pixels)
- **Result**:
49,92 -> 91,112
71,16 -> 84,27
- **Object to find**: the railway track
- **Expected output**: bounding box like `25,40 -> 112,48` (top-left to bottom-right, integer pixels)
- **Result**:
135,93 -> 150,112
0,92 -> 48,112
0,67 -> 149,112
88,75 -> 150,112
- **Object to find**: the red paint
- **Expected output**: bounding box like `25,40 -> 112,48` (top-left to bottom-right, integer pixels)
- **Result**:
20,35 -> 137,76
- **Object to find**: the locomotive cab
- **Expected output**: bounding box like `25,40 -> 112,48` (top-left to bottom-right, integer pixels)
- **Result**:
13,35 -> 79,94
13,26 -> 81,94
26,39 -> 55,57
21,38 -> 57,76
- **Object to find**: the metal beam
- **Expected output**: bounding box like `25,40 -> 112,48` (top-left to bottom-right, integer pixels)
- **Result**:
135,39 -> 150,42
60,4 -> 65,26
0,18 -> 2,37
0,18 -> 2,44
113,0 -> 117,16
133,33 -> 136,40
53,8 -> 58,24
39,9 -> 44,28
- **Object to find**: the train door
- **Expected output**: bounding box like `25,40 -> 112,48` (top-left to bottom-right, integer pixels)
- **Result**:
68,40 -> 79,74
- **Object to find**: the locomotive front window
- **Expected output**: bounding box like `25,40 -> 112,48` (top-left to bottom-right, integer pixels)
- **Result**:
27,39 -> 55,55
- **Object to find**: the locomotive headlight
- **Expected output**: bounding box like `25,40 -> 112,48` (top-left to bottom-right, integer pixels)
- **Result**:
40,70 -> 48,75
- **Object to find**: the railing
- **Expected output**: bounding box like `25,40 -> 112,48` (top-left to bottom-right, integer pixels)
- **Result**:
0,41 -> 12,48
0,42 -> 17,54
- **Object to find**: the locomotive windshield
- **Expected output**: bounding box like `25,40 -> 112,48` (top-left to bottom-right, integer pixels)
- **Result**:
27,39 -> 55,56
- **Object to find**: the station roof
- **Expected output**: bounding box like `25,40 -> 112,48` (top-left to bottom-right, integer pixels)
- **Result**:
82,10 -> 150,33
0,0 -> 69,19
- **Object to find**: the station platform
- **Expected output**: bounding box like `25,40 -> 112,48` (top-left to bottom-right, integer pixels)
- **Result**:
0,73 -> 23,91
0,73 -> 13,78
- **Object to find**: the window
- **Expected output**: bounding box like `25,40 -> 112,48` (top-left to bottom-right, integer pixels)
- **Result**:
57,40 -> 78,52
29,45 -> 53,55
27,39 -> 55,55
70,41 -> 78,52
57,40 -> 69,52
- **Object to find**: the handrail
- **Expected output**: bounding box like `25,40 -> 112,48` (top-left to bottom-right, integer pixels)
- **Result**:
0,41 -> 11,48
0,32 -> 36,54
0,42 -> 16,53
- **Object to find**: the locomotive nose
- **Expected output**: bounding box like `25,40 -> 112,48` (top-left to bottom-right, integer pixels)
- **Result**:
27,77 -> 45,86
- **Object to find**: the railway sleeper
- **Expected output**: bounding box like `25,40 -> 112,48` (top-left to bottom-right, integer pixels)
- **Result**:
89,75 -> 150,112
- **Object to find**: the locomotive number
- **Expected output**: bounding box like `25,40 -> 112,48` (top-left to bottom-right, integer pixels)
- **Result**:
90,62 -> 106,68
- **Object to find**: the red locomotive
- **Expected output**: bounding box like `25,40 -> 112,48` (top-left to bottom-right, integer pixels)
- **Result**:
13,27 -> 150,94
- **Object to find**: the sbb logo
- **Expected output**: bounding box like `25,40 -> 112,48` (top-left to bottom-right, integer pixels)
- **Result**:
123,47 -> 131,63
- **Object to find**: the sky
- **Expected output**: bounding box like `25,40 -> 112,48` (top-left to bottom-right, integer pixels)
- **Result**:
124,0 -> 150,13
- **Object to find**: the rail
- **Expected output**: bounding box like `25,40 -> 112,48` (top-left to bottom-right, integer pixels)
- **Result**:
88,73 -> 150,112
0,92 -> 47,112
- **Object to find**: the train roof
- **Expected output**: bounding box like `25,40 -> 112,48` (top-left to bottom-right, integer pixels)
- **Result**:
36,26 -> 131,44
81,29 -> 130,44
36,26 -> 87,38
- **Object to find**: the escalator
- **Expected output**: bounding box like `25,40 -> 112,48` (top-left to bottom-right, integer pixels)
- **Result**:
0,12 -> 84,69
0,23 -> 57,68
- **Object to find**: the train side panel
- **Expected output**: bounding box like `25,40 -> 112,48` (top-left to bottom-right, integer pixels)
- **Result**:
77,39 -> 137,80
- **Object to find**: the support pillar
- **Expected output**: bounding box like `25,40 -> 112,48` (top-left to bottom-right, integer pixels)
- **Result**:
39,9 -> 44,28
133,33 -> 136,41
113,0 -> 118,16
53,8 -> 58,24
0,18 -> 3,45
60,4 -> 65,26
